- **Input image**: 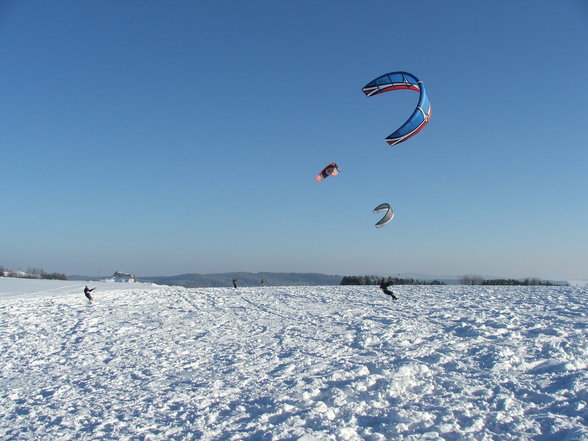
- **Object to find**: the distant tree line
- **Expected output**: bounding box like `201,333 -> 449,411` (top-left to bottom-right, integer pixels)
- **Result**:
340,275 -> 445,286
340,274 -> 567,286
0,266 -> 67,280
459,276 -> 567,286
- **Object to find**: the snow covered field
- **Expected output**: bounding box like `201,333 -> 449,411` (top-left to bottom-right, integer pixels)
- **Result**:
1,278 -> 587,441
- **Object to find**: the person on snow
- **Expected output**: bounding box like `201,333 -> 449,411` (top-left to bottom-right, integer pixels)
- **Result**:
232,278 -> 238,289
379,281 -> 397,300
84,286 -> 95,302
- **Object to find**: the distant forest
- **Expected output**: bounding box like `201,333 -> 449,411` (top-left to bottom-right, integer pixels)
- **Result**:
459,276 -> 568,286
341,276 -> 446,286
341,275 -> 567,286
0,267 -> 67,280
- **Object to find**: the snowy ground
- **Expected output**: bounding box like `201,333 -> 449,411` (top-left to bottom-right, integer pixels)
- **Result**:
1,278 -> 587,441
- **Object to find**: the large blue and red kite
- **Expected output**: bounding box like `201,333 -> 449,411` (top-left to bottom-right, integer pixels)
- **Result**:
362,71 -> 431,146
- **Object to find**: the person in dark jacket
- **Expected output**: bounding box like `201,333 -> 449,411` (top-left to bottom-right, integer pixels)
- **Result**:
84,286 -> 95,302
232,278 -> 238,289
379,281 -> 397,300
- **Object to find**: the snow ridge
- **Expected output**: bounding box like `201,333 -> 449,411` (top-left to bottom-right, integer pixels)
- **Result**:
1,280 -> 587,440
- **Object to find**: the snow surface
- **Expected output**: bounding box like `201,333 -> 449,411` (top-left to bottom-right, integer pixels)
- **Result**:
1,278 -> 587,440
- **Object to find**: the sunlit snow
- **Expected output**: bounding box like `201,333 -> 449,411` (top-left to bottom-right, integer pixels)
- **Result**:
1,278 -> 587,440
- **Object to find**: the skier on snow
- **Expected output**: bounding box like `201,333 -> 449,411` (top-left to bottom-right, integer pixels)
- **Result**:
84,286 -> 95,302
379,281 -> 397,300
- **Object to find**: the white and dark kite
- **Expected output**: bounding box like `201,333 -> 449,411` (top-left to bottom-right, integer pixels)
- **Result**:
373,203 -> 394,228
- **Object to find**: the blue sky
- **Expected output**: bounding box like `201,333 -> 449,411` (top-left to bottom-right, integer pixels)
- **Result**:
1,0 -> 587,280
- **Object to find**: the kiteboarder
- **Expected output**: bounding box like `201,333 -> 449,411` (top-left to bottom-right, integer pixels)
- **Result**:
232,279 -> 238,289
379,281 -> 397,300
84,286 -> 95,302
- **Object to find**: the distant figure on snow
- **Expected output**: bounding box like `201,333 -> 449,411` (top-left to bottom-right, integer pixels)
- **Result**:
84,286 -> 95,302
232,278 -> 238,289
379,281 -> 397,300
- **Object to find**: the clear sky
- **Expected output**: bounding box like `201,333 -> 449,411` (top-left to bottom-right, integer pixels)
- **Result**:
1,0 -> 587,280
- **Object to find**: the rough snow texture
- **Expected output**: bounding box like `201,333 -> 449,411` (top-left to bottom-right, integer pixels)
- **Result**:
1,279 -> 587,440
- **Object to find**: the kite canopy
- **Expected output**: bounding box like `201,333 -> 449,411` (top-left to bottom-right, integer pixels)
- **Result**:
315,163 -> 340,182
362,71 -> 431,146
373,203 -> 394,228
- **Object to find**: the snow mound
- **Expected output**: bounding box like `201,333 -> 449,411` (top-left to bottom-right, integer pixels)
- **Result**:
569,279 -> 588,288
